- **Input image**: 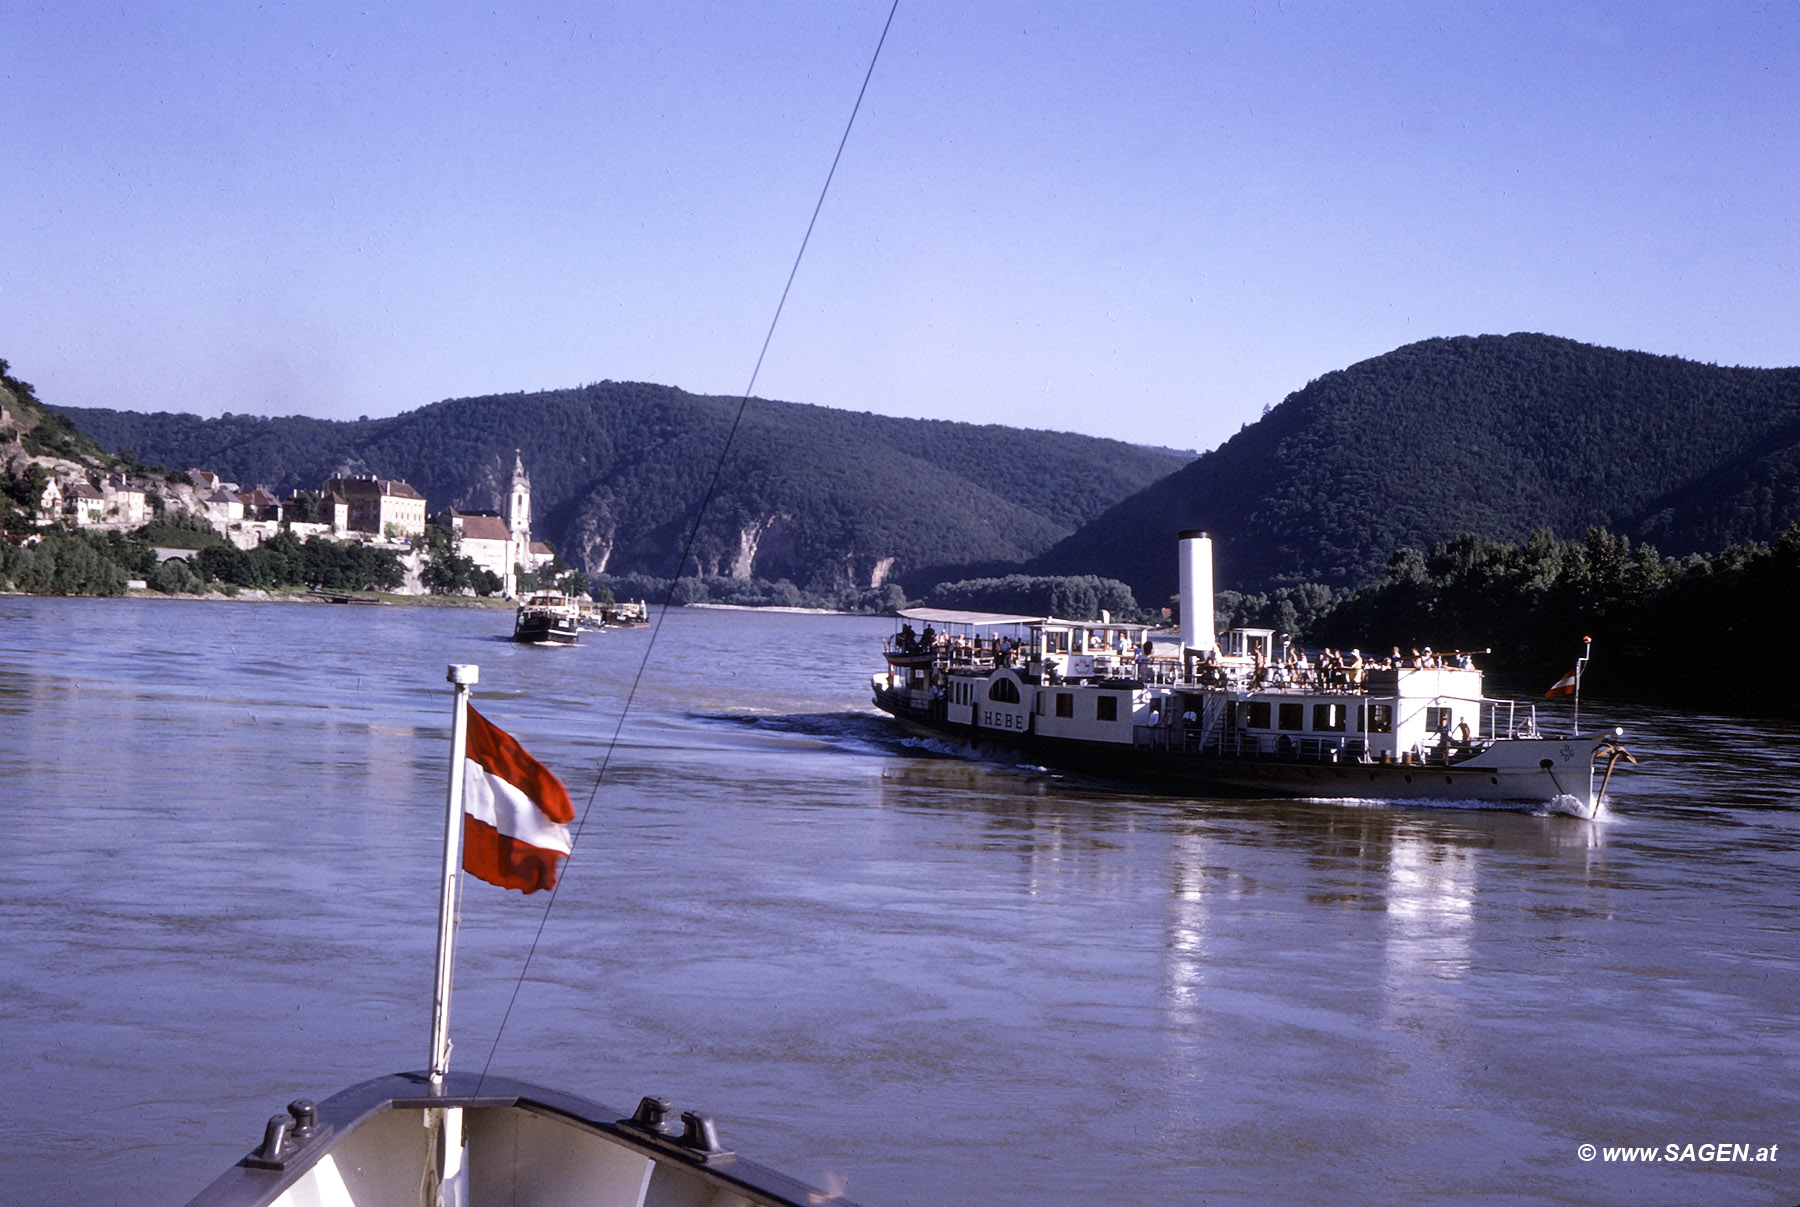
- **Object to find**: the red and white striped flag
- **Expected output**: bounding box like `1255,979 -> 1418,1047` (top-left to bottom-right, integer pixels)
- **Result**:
462,706 -> 575,893
1545,667 -> 1579,698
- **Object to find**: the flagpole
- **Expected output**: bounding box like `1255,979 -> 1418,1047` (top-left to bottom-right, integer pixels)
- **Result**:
430,664 -> 478,1085
1574,636 -> 1590,734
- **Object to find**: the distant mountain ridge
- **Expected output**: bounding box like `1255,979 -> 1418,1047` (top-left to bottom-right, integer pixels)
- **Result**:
56,336 -> 1800,604
56,381 -> 1191,593
1031,334 -> 1800,601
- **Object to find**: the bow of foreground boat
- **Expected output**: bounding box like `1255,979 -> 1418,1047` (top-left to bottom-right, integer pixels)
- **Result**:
186,1070 -> 861,1207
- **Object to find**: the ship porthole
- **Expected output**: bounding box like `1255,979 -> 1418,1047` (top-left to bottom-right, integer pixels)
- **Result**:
1490,776 -> 1498,785
1445,776 -> 1453,785
1404,774 -> 1413,783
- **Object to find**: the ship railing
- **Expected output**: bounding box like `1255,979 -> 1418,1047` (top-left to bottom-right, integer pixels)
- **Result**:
1222,732 -> 1372,762
1483,698 -> 1542,739
1134,721 -> 1212,753
1408,739 -> 1493,766
1154,725 -> 1381,764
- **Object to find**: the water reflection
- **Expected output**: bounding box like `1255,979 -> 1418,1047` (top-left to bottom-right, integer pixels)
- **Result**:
1381,825 -> 1476,1021
1162,829 -> 1210,1024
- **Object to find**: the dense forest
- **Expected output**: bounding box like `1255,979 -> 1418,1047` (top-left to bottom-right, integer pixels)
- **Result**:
1296,526 -> 1800,715
56,382 -> 1191,594
1032,334 -> 1800,601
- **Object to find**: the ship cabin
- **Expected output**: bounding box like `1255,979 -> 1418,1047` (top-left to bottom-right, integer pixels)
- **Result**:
882,607 -> 1539,768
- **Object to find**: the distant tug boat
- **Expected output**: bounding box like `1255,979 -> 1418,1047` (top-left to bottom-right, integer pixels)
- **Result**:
512,592 -> 582,645
579,598 -> 650,630
872,532 -> 1630,816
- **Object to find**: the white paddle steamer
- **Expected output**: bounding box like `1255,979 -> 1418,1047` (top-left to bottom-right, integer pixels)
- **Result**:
873,532 -> 1629,815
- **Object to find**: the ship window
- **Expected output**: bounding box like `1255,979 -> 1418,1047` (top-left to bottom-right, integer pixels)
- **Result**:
1362,704 -> 1393,734
1426,706 -> 1452,732
1056,693 -> 1074,718
1313,703 -> 1346,732
1096,695 -> 1118,722
1245,701 -> 1272,728
989,678 -> 1020,704
1046,630 -> 1070,653
1278,703 -> 1304,731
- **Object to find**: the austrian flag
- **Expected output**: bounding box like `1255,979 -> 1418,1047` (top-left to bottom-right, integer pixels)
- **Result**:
462,706 -> 575,893
1545,668 -> 1579,698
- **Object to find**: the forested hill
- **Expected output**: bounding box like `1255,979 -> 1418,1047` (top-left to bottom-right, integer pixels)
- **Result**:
1031,334 -> 1800,602
56,382 -> 1190,592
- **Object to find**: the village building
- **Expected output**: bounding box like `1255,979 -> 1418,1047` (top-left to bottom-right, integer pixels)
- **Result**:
204,488 -> 244,525
432,509 -> 516,591
320,475 -> 427,539
66,481 -> 106,525
280,490 -> 349,534
101,475 -> 148,526
427,453 -> 553,596
36,476 -> 63,525
237,487 -> 282,522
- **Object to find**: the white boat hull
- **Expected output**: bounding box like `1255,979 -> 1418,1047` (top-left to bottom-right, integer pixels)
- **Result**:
876,685 -> 1613,815
188,1071 -> 858,1207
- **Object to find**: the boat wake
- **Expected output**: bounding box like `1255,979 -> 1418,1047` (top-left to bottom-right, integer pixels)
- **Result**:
1542,793 -> 1615,822
689,710 -> 900,757
1289,792 -> 1617,820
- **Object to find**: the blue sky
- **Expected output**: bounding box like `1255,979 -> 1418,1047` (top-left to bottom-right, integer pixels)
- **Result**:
4,2 -> 1795,452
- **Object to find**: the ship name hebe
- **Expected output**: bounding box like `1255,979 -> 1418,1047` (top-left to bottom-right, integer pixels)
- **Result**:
982,709 -> 1025,730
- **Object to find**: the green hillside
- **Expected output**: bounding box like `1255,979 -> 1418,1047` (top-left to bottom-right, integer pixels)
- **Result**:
57,381 -> 1190,592
2,358 -> 113,466
1032,334 -> 1800,600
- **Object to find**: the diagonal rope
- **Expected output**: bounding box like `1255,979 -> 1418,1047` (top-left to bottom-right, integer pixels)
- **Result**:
474,0 -> 901,1089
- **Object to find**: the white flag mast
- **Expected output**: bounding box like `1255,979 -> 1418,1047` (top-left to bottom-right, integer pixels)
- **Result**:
431,664 -> 478,1083
425,664 -> 477,1207
1574,636 -> 1591,734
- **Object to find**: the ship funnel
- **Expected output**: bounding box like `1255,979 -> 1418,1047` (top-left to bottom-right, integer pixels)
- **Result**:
1178,530 -> 1215,653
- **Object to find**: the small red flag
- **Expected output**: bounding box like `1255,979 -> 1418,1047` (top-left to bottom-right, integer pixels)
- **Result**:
1545,668 -> 1578,698
461,706 -> 575,893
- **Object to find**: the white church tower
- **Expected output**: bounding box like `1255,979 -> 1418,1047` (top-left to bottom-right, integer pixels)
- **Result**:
505,450 -> 531,547
503,451 -> 532,598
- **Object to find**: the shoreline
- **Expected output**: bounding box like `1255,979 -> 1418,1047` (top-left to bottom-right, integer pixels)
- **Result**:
4,588 -> 874,617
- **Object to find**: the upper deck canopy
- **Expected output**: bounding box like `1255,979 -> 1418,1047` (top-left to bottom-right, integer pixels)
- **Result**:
898,606 -> 1149,632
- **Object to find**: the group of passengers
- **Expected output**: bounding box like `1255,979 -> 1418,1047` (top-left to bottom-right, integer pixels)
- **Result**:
898,623 -> 1033,668
896,622 -> 954,655
1235,643 -> 1478,690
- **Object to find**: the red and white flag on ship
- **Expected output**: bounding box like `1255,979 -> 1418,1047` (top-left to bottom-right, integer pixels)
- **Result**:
462,706 -> 575,893
1544,667 -> 1579,698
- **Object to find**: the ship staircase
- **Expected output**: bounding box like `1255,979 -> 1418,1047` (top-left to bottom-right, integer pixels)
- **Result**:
1194,692 -> 1227,755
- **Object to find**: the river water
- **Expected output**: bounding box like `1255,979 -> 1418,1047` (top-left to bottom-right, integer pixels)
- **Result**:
1,597 -> 1795,1206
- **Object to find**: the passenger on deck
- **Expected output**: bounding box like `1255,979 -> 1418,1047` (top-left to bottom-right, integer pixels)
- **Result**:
1345,648 -> 1364,687
899,623 -> 917,652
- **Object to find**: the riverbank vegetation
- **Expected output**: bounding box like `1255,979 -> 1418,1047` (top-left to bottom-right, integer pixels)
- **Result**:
0,525 -> 408,596
1300,526 -> 1800,714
